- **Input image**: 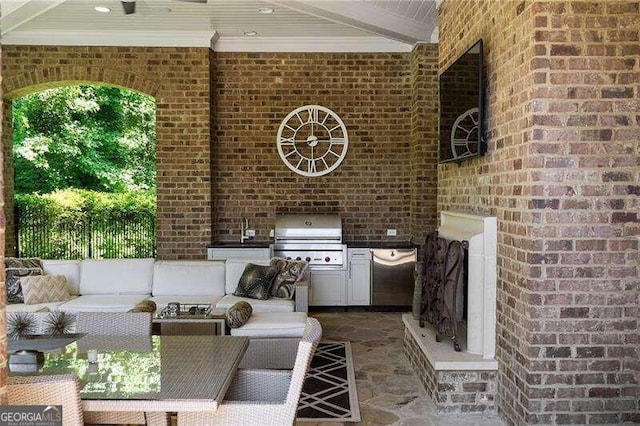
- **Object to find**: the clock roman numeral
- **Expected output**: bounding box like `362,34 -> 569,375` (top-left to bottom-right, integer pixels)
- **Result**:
306,107 -> 318,123
308,159 -> 317,174
279,136 -> 295,145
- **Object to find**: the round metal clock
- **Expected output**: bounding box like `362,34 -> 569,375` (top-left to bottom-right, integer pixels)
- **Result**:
277,105 -> 349,177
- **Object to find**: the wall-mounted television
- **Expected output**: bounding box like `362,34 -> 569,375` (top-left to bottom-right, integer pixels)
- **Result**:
439,39 -> 485,163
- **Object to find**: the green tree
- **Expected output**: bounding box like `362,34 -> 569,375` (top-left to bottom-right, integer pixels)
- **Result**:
13,85 -> 156,194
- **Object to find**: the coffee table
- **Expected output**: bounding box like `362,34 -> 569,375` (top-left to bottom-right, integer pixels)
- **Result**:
153,306 -> 227,336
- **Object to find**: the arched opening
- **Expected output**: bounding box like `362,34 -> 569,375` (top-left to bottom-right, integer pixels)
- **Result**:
11,85 -> 157,259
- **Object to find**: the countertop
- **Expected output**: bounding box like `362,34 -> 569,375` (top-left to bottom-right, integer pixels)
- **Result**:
208,242 -> 271,248
209,241 -> 417,249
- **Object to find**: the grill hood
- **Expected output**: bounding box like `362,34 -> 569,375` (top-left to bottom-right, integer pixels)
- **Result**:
274,214 -> 342,243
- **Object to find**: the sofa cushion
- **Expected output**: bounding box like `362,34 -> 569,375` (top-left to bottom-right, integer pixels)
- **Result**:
225,301 -> 253,329
233,264 -> 280,300
216,294 -> 294,313
21,275 -> 70,305
80,258 -> 154,295
270,258 -> 308,299
229,312 -> 307,338
58,294 -> 149,313
150,295 -> 223,312
225,258 -> 271,295
5,258 -> 44,304
42,260 -> 81,295
5,300 -> 71,314
152,261 -> 225,297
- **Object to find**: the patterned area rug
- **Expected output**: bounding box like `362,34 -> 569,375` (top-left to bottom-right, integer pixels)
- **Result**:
297,341 -> 361,422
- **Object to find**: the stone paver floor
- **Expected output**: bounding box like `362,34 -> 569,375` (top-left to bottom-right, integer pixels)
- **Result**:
298,311 -> 506,426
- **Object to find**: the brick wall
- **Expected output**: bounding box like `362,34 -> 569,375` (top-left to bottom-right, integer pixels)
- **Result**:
1,46 -> 211,259
526,1 -> 639,423
439,0 -> 640,424
211,51 -> 419,243
410,44 -> 440,242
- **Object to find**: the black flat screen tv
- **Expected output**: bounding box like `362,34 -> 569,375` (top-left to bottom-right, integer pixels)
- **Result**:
439,39 -> 485,163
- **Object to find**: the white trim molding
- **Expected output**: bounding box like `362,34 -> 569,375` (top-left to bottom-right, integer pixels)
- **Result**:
1,30 -> 216,47
2,31 -> 413,52
213,36 -> 412,53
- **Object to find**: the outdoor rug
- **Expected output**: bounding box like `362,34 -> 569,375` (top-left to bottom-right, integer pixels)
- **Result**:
297,341 -> 361,422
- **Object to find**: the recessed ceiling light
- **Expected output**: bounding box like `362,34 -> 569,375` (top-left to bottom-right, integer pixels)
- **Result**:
244,31 -> 258,36
258,7 -> 274,14
95,6 -> 111,13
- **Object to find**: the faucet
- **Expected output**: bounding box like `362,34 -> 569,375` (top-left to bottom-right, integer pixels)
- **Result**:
240,217 -> 249,243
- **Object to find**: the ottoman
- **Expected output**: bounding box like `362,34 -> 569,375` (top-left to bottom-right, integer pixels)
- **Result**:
230,312 -> 309,369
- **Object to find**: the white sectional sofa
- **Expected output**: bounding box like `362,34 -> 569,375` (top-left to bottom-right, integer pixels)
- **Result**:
6,258 -> 309,314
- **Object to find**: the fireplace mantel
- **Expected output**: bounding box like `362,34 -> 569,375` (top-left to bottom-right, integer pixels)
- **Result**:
403,211 -> 498,413
438,211 -> 497,359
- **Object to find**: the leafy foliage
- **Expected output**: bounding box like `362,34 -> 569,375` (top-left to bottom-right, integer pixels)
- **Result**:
13,85 -> 156,194
16,189 -> 156,259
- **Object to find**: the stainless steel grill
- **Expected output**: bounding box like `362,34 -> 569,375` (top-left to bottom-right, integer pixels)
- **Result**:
271,214 -> 346,269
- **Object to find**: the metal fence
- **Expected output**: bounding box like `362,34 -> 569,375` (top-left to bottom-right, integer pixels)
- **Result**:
16,206 -> 156,259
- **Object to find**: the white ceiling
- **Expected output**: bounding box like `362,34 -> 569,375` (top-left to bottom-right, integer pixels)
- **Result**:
0,0 -> 440,52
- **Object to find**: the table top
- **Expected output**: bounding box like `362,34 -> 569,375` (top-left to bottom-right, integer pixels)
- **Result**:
9,334 -> 248,413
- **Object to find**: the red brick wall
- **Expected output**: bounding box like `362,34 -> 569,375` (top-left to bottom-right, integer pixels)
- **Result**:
1,46 -> 211,259
527,1 -> 639,423
211,51 -> 418,243
439,0 -> 640,423
410,44 -> 440,242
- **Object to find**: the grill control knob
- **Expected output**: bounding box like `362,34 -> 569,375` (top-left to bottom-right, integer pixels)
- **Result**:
305,257 -> 311,262
324,257 -> 331,263
296,257 -> 302,261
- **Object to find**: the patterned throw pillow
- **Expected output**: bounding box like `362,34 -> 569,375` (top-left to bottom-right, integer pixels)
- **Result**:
5,257 -> 44,304
21,275 -> 70,305
270,257 -> 308,299
225,301 -> 253,329
233,263 -> 280,300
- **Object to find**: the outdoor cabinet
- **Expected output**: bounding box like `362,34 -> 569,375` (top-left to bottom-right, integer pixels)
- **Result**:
309,269 -> 347,306
347,248 -> 371,305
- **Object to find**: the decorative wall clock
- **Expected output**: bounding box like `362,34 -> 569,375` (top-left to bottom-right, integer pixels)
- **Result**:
277,105 -> 349,177
450,107 -> 479,160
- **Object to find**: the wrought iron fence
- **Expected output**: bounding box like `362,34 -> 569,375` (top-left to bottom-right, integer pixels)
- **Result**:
16,206 -> 156,259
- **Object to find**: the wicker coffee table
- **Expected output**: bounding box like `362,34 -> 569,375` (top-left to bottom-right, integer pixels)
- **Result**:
153,305 -> 227,336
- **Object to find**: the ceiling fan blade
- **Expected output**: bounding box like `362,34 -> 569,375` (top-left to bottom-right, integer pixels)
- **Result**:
121,0 -> 136,14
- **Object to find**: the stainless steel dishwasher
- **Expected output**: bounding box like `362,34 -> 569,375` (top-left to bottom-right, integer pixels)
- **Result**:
371,248 -> 417,306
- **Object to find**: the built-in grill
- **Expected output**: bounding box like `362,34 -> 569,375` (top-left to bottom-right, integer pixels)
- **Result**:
271,214 -> 347,269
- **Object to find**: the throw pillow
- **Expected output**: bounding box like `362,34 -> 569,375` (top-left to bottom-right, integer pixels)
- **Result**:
270,257 -> 308,299
225,301 -> 253,329
233,263 -> 280,300
20,275 -> 70,305
129,300 -> 157,313
5,257 -> 44,304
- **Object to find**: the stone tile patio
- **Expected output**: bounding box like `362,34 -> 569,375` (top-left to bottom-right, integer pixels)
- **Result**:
300,311 -> 506,426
